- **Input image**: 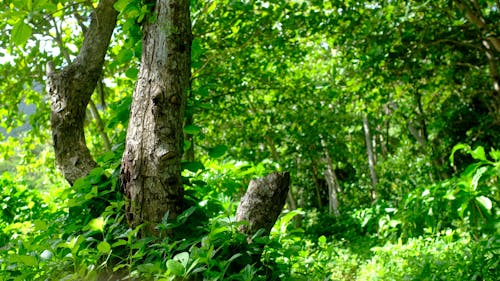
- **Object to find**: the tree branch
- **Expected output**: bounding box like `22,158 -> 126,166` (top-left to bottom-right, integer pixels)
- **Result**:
46,0 -> 118,184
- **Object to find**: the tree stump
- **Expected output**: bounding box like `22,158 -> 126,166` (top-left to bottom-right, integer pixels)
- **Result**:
236,171 -> 290,240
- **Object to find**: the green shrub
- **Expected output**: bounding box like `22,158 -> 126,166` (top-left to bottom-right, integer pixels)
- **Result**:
357,231 -> 499,281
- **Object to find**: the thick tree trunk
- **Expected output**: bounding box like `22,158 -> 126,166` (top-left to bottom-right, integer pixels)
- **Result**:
46,0 -> 118,185
120,0 -> 192,235
236,172 -> 290,240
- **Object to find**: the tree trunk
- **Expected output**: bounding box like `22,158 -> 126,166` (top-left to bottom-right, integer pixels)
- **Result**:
320,136 -> 340,217
362,113 -> 377,201
236,172 -> 290,240
120,0 -> 192,235
46,0 -> 118,185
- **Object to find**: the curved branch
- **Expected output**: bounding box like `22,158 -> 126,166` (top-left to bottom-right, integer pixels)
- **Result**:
46,0 -> 118,184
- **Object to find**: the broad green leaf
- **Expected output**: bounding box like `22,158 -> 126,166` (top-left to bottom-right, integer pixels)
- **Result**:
183,124 -> 201,135
97,241 -> 111,254
125,68 -> 139,79
470,146 -> 486,161
11,20 -> 32,46
166,259 -> 185,276
40,250 -> 52,260
181,161 -> 204,173
88,217 -> 105,232
208,144 -> 227,158
13,254 -> 37,266
173,252 -> 189,268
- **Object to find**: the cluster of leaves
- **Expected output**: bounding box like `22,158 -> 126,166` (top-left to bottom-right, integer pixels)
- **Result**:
358,233 -> 499,281
1,147 -> 499,280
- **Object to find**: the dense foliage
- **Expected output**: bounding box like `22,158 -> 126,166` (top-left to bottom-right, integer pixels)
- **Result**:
1,0 -> 499,280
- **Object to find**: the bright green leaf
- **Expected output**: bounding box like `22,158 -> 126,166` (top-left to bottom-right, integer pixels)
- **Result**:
476,196 -> 492,211
470,146 -> 486,161
489,148 -> 500,161
40,250 -> 52,260
15,254 -> 37,266
173,252 -> 189,268
166,259 -> 185,276
97,241 -> 111,254
471,166 -> 487,190
88,217 -> 105,232
11,20 -> 32,46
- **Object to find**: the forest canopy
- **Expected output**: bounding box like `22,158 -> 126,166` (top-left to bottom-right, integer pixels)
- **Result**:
0,0 -> 499,280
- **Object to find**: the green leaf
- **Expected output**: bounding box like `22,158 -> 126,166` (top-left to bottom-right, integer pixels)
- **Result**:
11,20 -> 32,46
14,254 -> 37,266
476,196 -> 492,211
40,250 -> 52,260
181,161 -> 205,173
88,217 -> 105,232
489,148 -> 500,161
183,124 -> 201,135
125,67 -> 139,79
173,252 -> 189,268
471,166 -> 487,190
111,240 -> 128,247
208,144 -> 227,158
318,235 -> 326,244
113,0 -> 130,12
450,143 -> 469,166
166,259 -> 185,276
97,241 -> 111,254
470,146 -> 486,161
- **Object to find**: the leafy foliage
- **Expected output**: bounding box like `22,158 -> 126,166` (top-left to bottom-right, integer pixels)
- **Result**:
1,0 -> 500,280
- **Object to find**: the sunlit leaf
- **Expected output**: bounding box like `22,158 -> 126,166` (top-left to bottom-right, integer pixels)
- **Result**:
166,259 -> 185,276
97,241 -> 111,254
173,252 -> 189,268
476,196 -> 492,211
88,217 -> 105,232
470,146 -> 486,161
11,20 -> 32,46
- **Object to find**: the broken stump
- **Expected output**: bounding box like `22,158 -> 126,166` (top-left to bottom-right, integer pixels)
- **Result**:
236,171 -> 290,240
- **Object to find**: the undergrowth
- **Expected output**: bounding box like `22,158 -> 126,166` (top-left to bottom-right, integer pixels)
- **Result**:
0,145 -> 499,280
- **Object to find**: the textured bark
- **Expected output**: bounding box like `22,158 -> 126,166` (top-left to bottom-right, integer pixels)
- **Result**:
236,172 -> 290,240
120,0 -> 192,235
46,0 -> 118,185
